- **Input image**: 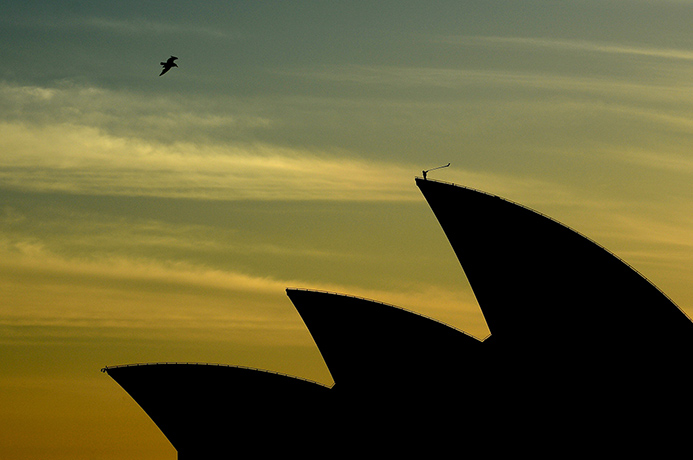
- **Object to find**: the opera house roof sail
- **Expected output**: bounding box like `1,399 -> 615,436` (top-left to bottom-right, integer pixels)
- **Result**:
415,178 -> 693,346
103,177 -> 693,459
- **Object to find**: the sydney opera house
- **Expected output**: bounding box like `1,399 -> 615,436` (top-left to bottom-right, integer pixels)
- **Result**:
103,178 -> 693,458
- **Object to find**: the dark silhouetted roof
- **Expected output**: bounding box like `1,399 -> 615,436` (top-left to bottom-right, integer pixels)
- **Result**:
416,178 -> 693,425
415,178 -> 693,348
103,177 -> 693,458
286,289 -> 483,388
103,363 -> 331,457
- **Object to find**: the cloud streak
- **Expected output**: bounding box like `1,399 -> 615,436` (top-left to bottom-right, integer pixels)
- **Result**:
0,120 -> 419,201
0,115 -> 620,207
439,35 -> 693,61
8,14 -> 237,40
291,62 -> 693,104
78,16 -> 234,39
0,230 -> 490,342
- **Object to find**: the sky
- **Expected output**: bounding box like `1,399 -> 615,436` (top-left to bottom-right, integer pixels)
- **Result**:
2,1 -> 693,457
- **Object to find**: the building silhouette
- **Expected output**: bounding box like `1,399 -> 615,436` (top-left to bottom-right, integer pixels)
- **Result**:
103,178 -> 693,458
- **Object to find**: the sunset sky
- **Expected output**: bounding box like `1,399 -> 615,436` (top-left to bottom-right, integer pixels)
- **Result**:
3,1 -> 693,458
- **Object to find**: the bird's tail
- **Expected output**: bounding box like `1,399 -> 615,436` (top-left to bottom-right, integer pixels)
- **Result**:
160,62 -> 166,66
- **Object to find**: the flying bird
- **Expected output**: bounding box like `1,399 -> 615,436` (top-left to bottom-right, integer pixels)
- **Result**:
159,56 -> 178,76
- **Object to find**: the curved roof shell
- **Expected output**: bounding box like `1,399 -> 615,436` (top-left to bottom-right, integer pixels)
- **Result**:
416,178 -> 693,347
285,289 -> 490,448
416,178 -> 693,420
103,363 -> 331,457
286,288 -> 484,390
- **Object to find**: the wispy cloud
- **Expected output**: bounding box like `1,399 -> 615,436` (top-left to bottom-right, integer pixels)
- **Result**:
0,80 -> 425,201
621,147 -> 693,173
0,236 -> 301,339
0,231 -> 490,341
12,15 -> 237,40
0,114 -> 609,205
437,35 -> 693,62
0,120 -> 420,201
0,81 -> 271,139
290,62 -> 693,103
81,16 -> 233,39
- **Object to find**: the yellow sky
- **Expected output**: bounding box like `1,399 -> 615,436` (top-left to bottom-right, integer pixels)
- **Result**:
2,2 -> 693,458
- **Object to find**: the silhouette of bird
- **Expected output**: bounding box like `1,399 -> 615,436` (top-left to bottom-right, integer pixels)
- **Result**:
159,56 -> 178,76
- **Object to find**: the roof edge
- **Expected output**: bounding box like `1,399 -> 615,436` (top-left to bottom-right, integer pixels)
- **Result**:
101,361 -> 333,389
286,287 -> 491,342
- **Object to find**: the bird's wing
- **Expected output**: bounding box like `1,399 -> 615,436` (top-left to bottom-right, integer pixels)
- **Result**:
166,56 -> 178,64
159,66 -> 170,76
